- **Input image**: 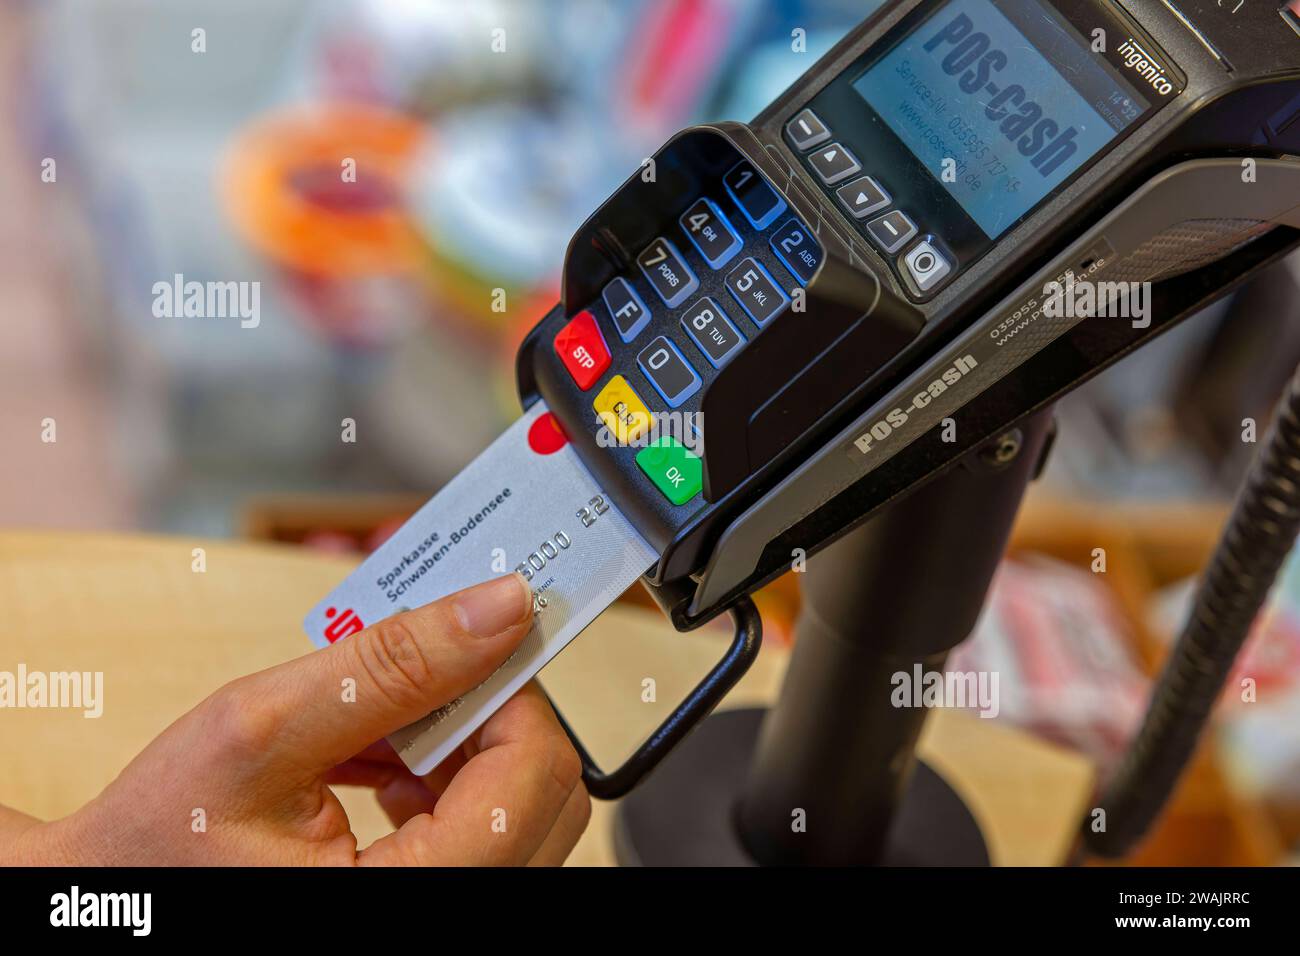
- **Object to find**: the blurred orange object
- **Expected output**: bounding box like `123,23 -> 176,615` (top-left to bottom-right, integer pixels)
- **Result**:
221,104 -> 427,277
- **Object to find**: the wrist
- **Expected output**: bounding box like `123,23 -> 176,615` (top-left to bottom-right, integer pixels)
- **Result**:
0,806 -> 39,864
3,804 -> 110,866
0,807 -> 68,865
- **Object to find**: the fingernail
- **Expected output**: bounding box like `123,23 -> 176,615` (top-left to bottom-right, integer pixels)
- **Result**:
452,573 -> 531,638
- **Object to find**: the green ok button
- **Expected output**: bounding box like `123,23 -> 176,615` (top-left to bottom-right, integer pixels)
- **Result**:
636,436 -> 702,505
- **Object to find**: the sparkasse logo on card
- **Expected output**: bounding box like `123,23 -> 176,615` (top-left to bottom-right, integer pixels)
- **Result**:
323,606 -> 365,643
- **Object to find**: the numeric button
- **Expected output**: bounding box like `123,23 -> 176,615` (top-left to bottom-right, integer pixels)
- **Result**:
637,238 -> 699,308
681,297 -> 745,368
769,218 -> 823,285
637,336 -> 701,408
679,198 -> 741,269
724,160 -> 786,229
725,257 -> 789,327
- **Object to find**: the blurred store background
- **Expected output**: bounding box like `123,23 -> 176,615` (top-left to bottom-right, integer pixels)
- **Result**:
1,0 -> 1297,864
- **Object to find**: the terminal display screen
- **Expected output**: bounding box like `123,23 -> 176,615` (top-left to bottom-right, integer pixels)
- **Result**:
852,0 -> 1171,238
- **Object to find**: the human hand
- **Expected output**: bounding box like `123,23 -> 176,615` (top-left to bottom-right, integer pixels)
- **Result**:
10,573 -> 590,866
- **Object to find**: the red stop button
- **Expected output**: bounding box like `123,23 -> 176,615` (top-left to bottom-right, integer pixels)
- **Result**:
553,310 -> 611,390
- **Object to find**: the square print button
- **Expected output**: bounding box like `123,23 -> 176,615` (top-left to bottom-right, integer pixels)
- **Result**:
902,239 -> 954,294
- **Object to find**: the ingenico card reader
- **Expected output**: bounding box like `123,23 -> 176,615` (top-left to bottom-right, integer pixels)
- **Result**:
516,0 -> 1300,795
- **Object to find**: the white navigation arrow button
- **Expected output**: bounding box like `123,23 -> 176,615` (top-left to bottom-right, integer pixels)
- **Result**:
809,141 -> 860,185
834,175 -> 890,219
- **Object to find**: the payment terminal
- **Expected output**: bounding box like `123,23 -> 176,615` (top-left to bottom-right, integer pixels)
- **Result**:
515,0 -> 1300,817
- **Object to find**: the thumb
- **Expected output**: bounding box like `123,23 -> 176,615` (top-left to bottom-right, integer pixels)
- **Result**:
254,573 -> 534,772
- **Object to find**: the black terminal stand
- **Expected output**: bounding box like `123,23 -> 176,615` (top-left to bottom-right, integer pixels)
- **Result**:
613,408 -> 1057,866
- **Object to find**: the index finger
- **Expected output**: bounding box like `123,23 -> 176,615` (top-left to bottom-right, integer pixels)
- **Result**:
358,683 -> 584,866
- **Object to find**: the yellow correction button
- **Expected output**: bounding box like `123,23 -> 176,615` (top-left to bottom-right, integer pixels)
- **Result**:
593,375 -> 653,446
